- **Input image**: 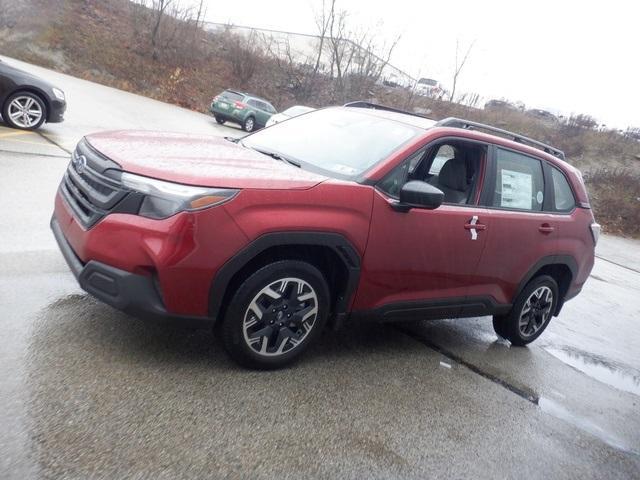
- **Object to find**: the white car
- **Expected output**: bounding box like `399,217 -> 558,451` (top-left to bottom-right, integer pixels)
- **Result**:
415,78 -> 444,97
265,105 -> 315,127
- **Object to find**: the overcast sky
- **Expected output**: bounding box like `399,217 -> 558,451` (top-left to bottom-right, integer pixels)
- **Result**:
197,0 -> 639,128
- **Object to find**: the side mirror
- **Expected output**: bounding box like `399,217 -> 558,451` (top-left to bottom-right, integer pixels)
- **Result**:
394,181 -> 444,211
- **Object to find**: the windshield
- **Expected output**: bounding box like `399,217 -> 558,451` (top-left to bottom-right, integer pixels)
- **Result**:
418,78 -> 437,86
241,108 -> 424,178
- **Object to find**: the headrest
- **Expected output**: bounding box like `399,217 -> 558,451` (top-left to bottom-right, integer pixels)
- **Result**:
439,157 -> 468,192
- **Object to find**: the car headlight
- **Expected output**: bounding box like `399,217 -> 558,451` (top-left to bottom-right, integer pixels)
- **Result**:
121,172 -> 239,219
52,88 -> 65,101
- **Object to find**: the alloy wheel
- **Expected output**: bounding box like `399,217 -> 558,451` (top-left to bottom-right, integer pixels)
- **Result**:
8,95 -> 43,128
242,277 -> 318,356
518,286 -> 554,337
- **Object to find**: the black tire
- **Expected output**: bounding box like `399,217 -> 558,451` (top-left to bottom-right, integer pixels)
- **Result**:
495,275 -> 559,346
221,260 -> 330,369
215,116 -> 226,125
2,91 -> 47,130
242,116 -> 255,132
492,315 -> 509,339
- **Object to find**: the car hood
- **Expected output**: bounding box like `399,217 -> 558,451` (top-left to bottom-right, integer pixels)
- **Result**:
1,62 -> 57,91
84,130 -> 328,190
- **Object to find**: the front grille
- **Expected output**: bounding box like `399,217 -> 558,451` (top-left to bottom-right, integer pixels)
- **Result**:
60,140 -> 129,228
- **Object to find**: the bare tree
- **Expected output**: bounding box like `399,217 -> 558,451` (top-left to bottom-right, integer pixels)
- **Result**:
150,0 -> 174,59
449,39 -> 475,102
222,30 -> 267,87
191,0 -> 206,49
323,0 -> 401,101
263,0 -> 335,103
312,0 -> 331,75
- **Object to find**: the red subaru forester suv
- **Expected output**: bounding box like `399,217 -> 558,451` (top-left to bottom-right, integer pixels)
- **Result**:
51,102 -> 598,369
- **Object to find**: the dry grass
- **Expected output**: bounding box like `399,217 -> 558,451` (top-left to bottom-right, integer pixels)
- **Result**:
585,170 -> 640,237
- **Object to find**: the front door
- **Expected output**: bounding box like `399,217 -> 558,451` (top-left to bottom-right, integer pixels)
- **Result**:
353,139 -> 490,319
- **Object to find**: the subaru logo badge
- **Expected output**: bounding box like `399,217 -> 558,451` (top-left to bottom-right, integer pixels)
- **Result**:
73,154 -> 87,174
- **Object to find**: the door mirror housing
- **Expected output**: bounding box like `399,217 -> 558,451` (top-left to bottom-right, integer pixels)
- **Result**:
395,181 -> 444,211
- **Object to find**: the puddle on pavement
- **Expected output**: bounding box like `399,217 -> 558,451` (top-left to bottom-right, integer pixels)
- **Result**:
538,397 -> 638,456
544,346 -> 640,397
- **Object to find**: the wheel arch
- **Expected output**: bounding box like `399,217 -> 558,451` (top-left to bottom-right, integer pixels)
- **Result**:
209,232 -> 361,326
514,255 -> 577,316
3,87 -> 51,121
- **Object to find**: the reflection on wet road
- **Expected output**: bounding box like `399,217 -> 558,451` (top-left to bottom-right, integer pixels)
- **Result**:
545,345 -> 640,397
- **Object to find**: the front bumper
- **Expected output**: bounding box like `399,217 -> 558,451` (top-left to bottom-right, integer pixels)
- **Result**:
51,215 -> 212,326
48,98 -> 66,123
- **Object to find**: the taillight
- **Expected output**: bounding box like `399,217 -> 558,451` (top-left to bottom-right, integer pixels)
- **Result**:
590,223 -> 601,246
234,101 -> 246,110
212,95 -> 219,103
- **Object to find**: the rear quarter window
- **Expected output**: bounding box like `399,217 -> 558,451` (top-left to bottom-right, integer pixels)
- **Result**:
551,167 -> 576,211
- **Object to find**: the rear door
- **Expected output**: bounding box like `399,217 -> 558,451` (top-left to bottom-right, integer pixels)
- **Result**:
251,100 -> 270,127
472,146 -> 558,305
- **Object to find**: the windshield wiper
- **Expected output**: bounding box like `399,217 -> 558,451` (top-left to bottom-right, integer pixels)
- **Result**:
255,149 -> 301,168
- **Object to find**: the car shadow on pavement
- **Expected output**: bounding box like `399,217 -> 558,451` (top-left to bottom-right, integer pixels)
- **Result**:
28,293 -> 431,374
23,292 -> 454,478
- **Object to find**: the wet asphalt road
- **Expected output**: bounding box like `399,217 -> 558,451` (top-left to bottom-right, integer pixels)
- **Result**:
1,56 -> 640,479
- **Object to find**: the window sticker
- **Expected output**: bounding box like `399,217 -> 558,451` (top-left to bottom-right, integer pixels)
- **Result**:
501,169 -> 532,209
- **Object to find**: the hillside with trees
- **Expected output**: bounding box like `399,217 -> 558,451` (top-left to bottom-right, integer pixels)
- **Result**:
1,0 -> 638,236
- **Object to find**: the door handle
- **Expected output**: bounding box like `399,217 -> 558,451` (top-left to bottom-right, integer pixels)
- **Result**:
464,216 -> 487,240
464,223 -> 487,231
538,223 -> 555,234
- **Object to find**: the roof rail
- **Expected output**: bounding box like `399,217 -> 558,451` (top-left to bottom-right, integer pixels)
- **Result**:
435,117 -> 565,159
343,101 -> 430,120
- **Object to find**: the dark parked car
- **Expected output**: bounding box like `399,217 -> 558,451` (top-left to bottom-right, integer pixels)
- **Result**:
527,108 -> 558,123
51,103 -> 597,369
210,89 -> 276,132
484,99 -> 518,111
0,59 -> 67,130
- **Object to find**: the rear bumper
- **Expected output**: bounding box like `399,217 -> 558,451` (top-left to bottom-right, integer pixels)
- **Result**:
51,215 -> 212,326
210,104 -> 243,122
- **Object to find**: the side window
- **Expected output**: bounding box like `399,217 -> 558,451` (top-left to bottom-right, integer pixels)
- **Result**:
378,147 -> 427,198
429,145 -> 454,175
551,167 -> 575,212
491,148 -> 544,211
265,103 -> 276,113
247,99 -> 259,108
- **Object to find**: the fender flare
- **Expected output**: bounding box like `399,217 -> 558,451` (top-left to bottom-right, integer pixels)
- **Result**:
209,232 -> 361,322
514,254 -> 578,314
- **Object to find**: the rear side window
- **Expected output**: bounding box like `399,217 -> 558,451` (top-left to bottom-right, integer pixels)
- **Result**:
490,148 -> 545,211
551,167 -> 575,211
260,102 -> 276,113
